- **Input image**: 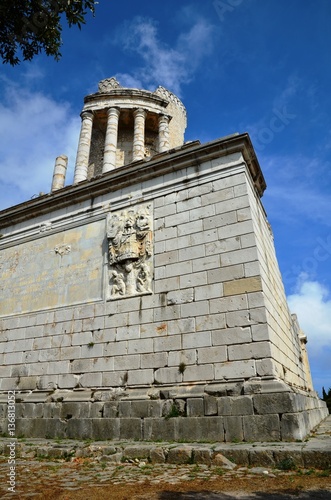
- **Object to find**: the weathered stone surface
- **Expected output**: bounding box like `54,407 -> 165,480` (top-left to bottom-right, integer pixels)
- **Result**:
223,416 -> 244,442
67,419 -> 92,440
249,449 -> 275,467
223,277 -> 262,296
218,448 -> 250,466
204,396 -> 218,416
144,418 -> 178,441
100,452 -> 123,463
253,393 -> 301,415
273,449 -> 304,468
303,449 -> 331,469
123,445 -> 152,460
150,447 -> 166,463
213,453 -> 236,469
45,419 -> 67,439
118,401 -> 131,418
193,448 -> 212,465
167,446 -> 193,464
218,396 -> 253,416
177,417 -> 224,442
92,419 -> 120,441
187,398 -> 204,417
243,414 -> 280,442
120,419 -> 142,440
205,382 -> 244,397
280,412 -> 307,441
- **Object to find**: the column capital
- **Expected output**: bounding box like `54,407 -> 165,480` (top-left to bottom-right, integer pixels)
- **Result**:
133,107 -> 147,118
159,113 -> 171,122
80,110 -> 94,121
106,107 -> 121,117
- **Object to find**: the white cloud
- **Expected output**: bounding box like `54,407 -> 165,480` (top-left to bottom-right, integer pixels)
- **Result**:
0,80 -> 80,210
114,17 -> 216,96
287,277 -> 331,393
261,154 -> 331,227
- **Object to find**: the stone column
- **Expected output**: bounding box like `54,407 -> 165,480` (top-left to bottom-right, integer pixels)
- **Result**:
133,108 -> 146,162
73,111 -> 94,184
158,114 -> 170,153
103,107 -> 120,173
51,155 -> 68,192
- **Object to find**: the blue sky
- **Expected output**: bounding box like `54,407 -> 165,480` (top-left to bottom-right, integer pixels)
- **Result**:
0,0 -> 330,395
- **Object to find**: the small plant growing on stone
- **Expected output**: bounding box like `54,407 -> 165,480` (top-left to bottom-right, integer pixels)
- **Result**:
317,469 -> 330,477
276,457 -> 296,471
165,403 -> 181,420
214,467 -> 225,476
178,362 -> 186,374
303,469 -> 315,476
87,342 -> 94,348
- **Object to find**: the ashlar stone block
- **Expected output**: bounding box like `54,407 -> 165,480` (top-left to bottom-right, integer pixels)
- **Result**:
198,346 -> 227,364
120,418 -> 142,440
92,419 -> 120,440
187,398 -> 204,417
218,396 -> 253,416
243,414 -> 280,442
224,415 -> 244,442
118,401 -> 131,417
167,446 -> 193,464
228,341 -> 272,361
193,448 -> 212,465
67,419 -> 92,440
183,364 -> 214,382
144,417 -> 178,441
223,277 -> 262,296
204,395 -> 218,416
128,369 -> 154,385
253,393 -> 301,415
215,360 -> 256,380
212,326 -> 251,346
177,416 -> 224,442
103,402 -> 119,418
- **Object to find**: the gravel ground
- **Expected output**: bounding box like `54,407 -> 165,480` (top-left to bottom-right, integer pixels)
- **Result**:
1,457 -> 330,499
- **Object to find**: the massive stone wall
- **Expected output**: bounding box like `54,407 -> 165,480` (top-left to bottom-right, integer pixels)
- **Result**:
245,177 -> 312,390
0,138 -> 327,441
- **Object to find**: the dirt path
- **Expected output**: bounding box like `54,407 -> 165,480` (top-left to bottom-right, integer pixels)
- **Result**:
1,458 -> 330,499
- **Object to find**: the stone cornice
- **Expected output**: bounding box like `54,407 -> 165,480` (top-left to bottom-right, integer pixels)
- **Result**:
0,133 -> 266,229
84,89 -> 170,109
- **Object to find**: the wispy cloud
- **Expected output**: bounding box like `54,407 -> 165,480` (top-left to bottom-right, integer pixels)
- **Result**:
113,17 -> 216,96
262,154 -> 331,227
0,78 -> 80,210
287,277 -> 331,393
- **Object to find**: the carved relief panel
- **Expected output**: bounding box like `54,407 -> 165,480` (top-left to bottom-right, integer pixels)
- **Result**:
106,204 -> 153,299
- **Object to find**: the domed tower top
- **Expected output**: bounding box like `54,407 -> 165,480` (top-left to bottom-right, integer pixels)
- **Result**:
72,77 -> 187,184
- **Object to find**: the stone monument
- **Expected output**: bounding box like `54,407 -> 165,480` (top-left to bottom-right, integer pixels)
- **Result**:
0,78 -> 327,442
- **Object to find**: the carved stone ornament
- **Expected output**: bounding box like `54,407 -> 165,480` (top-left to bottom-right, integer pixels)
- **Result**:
54,245 -> 71,256
98,77 -> 121,93
106,204 -> 153,299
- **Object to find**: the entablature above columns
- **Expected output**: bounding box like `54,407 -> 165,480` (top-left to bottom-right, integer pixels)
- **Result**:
82,92 -> 170,118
